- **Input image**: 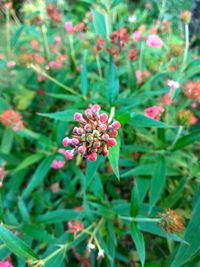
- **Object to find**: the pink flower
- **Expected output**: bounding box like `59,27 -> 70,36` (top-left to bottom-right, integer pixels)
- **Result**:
144,106 -> 165,120
67,220 -> 84,238
62,104 -> 120,161
37,75 -> 46,82
7,61 -> 16,68
87,153 -> 97,161
146,34 -> 163,48
64,21 -> 75,34
136,70 -> 143,85
48,61 -> 62,69
30,39 -> 39,51
51,160 -> 65,169
0,261 -> 14,267
50,182 -> 60,193
65,150 -> 74,160
133,30 -> 141,42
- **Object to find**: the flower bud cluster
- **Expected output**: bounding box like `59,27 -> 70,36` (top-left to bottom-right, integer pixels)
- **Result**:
183,81 -> 200,101
62,104 -> 121,161
158,208 -> 184,234
0,109 -> 23,131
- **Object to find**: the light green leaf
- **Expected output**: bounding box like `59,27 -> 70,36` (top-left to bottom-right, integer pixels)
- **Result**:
130,113 -> 171,128
81,49 -> 88,96
13,153 -> 45,174
91,9 -> 107,37
108,136 -> 120,179
37,110 -> 81,122
36,209 -> 81,224
0,225 -> 40,260
171,195 -> 200,266
172,130 -> 200,151
22,155 -> 55,197
149,156 -> 166,213
107,58 -> 119,103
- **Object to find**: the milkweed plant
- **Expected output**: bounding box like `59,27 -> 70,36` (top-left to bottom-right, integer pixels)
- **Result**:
0,0 -> 199,266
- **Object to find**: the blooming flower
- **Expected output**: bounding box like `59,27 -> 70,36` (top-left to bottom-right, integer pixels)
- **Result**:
128,15 -> 136,23
62,104 -> 121,161
158,208 -> 184,234
110,28 -> 129,47
0,109 -> 23,131
177,110 -> 198,126
50,182 -> 61,193
146,34 -> 163,48
87,243 -> 95,251
183,81 -> 200,101
144,106 -> 165,121
67,220 -> 84,238
7,61 -> 16,68
97,249 -> 104,259
65,21 -> 75,34
133,30 -> 141,42
51,160 -> 65,169
0,260 -> 14,267
167,80 -> 180,89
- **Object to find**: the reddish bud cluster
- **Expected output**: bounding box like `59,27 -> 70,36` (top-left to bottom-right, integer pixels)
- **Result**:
158,208 -> 184,234
47,4 -> 62,23
183,81 -> 200,101
110,28 -> 129,47
177,110 -> 198,126
0,109 -> 23,131
67,220 -> 84,238
62,104 -> 121,161
128,48 -> 138,60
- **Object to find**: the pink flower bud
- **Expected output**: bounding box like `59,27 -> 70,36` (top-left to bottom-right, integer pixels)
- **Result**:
71,138 -> 79,145
78,145 -> 86,155
74,113 -> 83,121
101,133 -> 109,141
99,113 -> 108,123
62,137 -> 71,147
98,124 -> 107,132
107,138 -> 116,147
87,153 -> 97,161
65,150 -> 74,160
109,129 -> 118,137
85,109 -> 93,118
51,160 -> 65,169
102,145 -> 109,156
112,121 -> 121,130
93,141 -> 101,148
84,123 -> 92,132
91,104 -> 101,113
77,127 -> 84,135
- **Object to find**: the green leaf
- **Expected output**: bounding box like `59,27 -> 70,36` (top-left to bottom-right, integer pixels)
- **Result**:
108,136 -> 120,179
172,130 -> 200,151
149,156 -> 166,213
170,195 -> 200,266
0,225 -> 39,260
22,224 -> 54,242
36,209 -> 81,224
131,222 -> 145,267
107,58 -> 119,103
91,9 -> 107,37
1,128 -> 14,154
11,25 -> 25,48
81,49 -> 88,96
13,153 -> 45,174
130,180 -> 145,266
85,155 -> 105,189
22,155 -> 55,197
130,113 -> 171,128
111,0 -> 123,8
0,97 -> 10,112
37,110 -> 81,122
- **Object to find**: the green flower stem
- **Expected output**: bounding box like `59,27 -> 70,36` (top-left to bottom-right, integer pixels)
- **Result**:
40,25 -> 50,62
109,106 -> 115,123
181,23 -> 189,72
29,64 -> 84,98
96,54 -> 103,79
119,215 -> 161,223
5,7 -> 11,60
106,0 -> 112,39
69,35 -> 76,64
88,218 -> 104,248
43,222 -> 96,264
